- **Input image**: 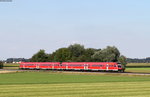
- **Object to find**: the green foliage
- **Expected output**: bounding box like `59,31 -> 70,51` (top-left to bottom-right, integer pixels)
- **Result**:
6,58 -> 29,63
67,44 -> 100,62
51,48 -> 71,62
92,46 -> 120,62
68,44 -> 85,57
29,44 -> 126,70
0,61 -> 3,69
47,54 -> 53,62
83,48 -> 98,62
127,57 -> 150,63
118,55 -> 127,68
30,49 -> 48,62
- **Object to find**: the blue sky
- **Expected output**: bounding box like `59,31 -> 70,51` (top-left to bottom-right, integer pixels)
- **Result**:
0,0 -> 150,59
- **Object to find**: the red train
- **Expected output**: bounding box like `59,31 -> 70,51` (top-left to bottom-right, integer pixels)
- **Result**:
19,62 -> 125,72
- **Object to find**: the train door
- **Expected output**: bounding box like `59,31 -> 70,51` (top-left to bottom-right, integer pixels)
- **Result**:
23,64 -> 25,69
84,64 -> 88,70
106,64 -> 109,71
66,64 -> 68,70
52,64 -> 54,69
36,64 -> 39,69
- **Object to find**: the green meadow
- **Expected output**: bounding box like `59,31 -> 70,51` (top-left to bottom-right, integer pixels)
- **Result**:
126,68 -> 150,73
126,63 -> 150,67
1,63 -> 150,97
3,63 -> 19,70
126,63 -> 150,73
3,63 -> 20,67
0,72 -> 150,97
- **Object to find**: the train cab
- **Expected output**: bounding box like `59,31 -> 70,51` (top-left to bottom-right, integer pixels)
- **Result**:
118,63 -> 125,72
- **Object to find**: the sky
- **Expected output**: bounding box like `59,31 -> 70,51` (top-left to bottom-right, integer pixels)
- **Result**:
0,0 -> 150,60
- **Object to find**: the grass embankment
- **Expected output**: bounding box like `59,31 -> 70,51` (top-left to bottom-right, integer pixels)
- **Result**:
0,72 -> 150,97
3,63 -> 19,69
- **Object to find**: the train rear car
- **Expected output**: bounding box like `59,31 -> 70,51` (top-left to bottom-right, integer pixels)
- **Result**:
19,62 -> 60,70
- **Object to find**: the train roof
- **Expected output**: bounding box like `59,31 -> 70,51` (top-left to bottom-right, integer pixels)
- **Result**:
20,62 -> 60,64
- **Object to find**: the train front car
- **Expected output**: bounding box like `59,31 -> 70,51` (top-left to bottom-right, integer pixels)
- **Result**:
60,62 -> 123,72
117,63 -> 125,72
86,62 -> 119,72
105,62 -> 119,72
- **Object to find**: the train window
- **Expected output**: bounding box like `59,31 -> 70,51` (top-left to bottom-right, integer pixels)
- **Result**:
40,64 -> 51,66
92,65 -> 103,67
54,64 -> 58,66
26,64 -> 34,66
109,65 -> 112,67
118,65 -> 122,68
61,64 -> 67,66
69,64 -> 83,66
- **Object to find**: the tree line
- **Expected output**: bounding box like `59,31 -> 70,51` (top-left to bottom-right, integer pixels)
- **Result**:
0,61 -> 3,69
30,44 -> 127,66
127,57 -> 150,63
6,58 -> 29,63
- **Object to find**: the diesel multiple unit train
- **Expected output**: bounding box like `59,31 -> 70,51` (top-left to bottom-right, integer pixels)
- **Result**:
19,62 -> 125,72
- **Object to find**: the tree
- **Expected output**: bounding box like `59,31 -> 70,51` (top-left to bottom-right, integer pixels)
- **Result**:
68,44 -> 85,57
30,49 -> 48,62
91,50 -> 104,62
0,61 -> 3,69
47,54 -> 53,62
118,55 -> 127,69
83,48 -> 98,62
51,48 -> 71,62
92,46 -> 120,62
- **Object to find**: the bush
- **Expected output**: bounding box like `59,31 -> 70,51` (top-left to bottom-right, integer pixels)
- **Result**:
0,61 -> 3,69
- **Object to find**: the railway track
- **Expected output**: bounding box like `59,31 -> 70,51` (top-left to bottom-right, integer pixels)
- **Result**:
1,69 -> 150,75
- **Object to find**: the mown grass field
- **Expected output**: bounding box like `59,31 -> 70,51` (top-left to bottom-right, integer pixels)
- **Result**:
0,72 -> 150,97
126,68 -> 150,73
126,63 -> 150,73
3,63 -> 20,67
127,63 -> 150,67
3,63 -> 19,69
